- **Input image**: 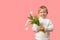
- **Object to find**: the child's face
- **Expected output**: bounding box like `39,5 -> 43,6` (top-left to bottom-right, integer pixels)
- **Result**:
39,9 -> 47,18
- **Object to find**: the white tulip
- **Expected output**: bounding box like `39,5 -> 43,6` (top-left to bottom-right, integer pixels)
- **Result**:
25,27 -> 28,31
30,11 -> 32,15
25,19 -> 29,26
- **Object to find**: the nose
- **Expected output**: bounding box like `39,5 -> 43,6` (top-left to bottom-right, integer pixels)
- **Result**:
42,13 -> 44,15
42,13 -> 46,16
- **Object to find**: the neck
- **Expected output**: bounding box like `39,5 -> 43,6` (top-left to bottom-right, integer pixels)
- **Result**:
39,16 -> 47,19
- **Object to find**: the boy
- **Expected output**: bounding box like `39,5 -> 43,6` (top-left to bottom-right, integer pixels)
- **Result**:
32,6 -> 54,40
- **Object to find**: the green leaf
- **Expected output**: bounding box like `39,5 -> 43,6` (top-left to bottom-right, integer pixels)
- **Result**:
28,15 -> 45,33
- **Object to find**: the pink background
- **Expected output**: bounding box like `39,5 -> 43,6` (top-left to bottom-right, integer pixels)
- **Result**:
0,0 -> 60,40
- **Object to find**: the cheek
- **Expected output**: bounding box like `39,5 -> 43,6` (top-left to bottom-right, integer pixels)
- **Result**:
38,13 -> 42,16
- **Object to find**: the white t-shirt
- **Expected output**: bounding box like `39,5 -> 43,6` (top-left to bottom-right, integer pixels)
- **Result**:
32,17 -> 54,40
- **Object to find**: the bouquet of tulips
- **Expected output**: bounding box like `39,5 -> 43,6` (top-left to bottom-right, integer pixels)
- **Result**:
28,14 -> 45,32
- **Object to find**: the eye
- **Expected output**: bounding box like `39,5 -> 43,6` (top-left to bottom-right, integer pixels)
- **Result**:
39,11 -> 42,13
40,11 -> 43,13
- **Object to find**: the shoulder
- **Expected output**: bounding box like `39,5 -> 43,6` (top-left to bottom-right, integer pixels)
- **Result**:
46,18 -> 52,24
46,18 -> 51,21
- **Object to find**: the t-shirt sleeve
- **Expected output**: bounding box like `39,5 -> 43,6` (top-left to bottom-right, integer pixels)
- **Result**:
32,24 -> 38,32
46,20 -> 54,31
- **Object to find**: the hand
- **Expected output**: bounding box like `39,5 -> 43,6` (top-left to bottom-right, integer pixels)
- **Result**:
37,26 -> 44,31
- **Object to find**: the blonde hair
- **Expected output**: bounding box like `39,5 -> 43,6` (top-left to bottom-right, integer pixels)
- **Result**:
38,5 -> 48,14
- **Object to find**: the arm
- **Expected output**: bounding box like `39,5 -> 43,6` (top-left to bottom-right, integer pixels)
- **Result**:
44,20 -> 54,32
32,24 -> 39,32
32,24 -> 43,32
